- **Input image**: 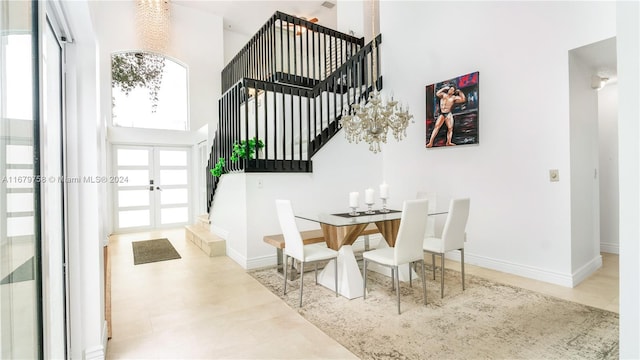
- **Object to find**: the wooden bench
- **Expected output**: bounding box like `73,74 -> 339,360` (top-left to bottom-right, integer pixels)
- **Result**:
263,225 -> 381,279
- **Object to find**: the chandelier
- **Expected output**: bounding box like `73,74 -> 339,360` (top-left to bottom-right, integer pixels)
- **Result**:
339,1 -> 413,153
340,91 -> 413,153
137,0 -> 171,53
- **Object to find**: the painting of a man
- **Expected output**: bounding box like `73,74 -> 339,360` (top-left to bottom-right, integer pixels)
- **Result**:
425,72 -> 479,148
427,85 -> 466,147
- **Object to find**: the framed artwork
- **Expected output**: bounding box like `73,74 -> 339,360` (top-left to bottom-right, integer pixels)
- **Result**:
425,71 -> 479,148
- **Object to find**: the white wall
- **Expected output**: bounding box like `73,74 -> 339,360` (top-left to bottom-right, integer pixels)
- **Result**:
378,1 -> 616,286
617,1 -> 640,357
223,29 -> 249,67
336,1 -> 364,39
568,50 -> 601,285
210,134 -> 383,269
597,83 -> 619,254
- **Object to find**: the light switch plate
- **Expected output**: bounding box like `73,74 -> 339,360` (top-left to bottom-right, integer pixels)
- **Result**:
549,169 -> 559,182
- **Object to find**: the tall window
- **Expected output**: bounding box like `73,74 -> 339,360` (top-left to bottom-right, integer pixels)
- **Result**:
111,52 -> 189,131
1,1 -> 42,358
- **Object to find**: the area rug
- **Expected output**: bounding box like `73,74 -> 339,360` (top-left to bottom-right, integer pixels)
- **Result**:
0,257 -> 34,284
132,238 -> 181,265
249,265 -> 619,359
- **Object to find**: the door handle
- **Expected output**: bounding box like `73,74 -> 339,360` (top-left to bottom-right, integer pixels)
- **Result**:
155,186 -> 162,191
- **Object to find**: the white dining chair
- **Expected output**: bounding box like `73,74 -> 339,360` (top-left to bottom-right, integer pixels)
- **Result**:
275,199 -> 338,307
362,199 -> 429,314
416,191 -> 437,237
423,198 -> 470,298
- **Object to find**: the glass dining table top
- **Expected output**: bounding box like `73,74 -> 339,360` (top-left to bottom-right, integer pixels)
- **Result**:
295,209 -> 448,227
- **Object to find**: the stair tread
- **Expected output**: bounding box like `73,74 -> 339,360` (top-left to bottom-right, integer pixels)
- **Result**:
185,224 -> 224,243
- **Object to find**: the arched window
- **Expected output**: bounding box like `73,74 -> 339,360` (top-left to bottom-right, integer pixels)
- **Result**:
111,51 -> 189,131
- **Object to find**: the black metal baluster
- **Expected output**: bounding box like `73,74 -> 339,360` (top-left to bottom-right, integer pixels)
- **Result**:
264,83 -> 269,162
297,88 -> 302,164
293,20 -> 297,84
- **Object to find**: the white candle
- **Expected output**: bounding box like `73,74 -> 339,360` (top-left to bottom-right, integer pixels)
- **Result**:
349,192 -> 359,208
379,183 -> 389,199
365,188 -> 375,204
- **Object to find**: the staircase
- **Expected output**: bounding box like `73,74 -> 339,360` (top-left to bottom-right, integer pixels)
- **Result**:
185,214 -> 225,256
207,12 -> 383,212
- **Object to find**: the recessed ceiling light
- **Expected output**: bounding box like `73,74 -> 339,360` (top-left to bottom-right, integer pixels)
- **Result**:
321,1 -> 335,9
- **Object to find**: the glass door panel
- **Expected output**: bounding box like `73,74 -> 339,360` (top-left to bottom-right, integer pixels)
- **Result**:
160,207 -> 188,224
118,210 -> 151,229
160,188 -> 188,205
117,190 -> 150,207
0,1 -> 42,357
159,169 -> 187,185
116,148 -> 149,166
158,150 -> 187,166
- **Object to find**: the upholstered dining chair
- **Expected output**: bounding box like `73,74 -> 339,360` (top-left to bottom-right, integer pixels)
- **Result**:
416,191 -> 437,238
275,199 -> 338,307
423,198 -> 470,298
362,199 -> 429,314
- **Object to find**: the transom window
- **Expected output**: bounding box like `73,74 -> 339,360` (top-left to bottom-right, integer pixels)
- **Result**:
111,51 -> 189,131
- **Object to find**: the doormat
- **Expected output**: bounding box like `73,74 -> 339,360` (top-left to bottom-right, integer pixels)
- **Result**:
132,238 -> 181,265
1,256 -> 35,284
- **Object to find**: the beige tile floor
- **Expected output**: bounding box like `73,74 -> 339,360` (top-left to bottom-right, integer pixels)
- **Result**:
106,228 -> 618,359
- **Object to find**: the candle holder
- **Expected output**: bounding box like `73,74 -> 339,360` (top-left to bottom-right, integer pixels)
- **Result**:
379,198 -> 390,213
365,202 -> 375,214
349,207 -> 360,216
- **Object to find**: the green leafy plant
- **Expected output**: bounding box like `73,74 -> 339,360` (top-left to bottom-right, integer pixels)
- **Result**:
209,157 -> 226,177
230,137 -> 265,162
209,138 -> 264,178
111,52 -> 166,112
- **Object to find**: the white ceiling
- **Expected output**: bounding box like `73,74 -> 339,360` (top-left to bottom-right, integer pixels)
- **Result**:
172,0 -> 338,36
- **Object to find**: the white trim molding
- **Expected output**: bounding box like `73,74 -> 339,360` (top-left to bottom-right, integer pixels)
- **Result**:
84,344 -> 105,360
571,255 -> 603,287
446,251 -> 575,287
600,242 -> 620,254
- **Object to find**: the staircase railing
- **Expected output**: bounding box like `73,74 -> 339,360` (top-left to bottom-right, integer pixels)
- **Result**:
207,35 -> 382,212
221,11 -> 365,93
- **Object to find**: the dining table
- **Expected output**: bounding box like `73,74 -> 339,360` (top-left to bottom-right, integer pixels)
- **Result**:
295,207 -> 447,299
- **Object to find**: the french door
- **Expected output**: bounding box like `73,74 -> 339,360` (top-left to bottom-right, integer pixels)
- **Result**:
113,146 -> 190,232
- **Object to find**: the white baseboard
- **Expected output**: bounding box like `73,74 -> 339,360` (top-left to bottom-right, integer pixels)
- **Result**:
571,255 -> 602,287
247,254 -> 276,269
102,320 -> 108,353
446,251 -> 574,287
84,343 -> 105,360
600,242 -> 620,254
226,247 -> 247,269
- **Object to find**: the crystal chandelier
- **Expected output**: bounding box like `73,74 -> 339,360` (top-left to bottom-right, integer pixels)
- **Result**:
137,0 -> 171,53
340,91 -> 413,153
339,0 -> 413,153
